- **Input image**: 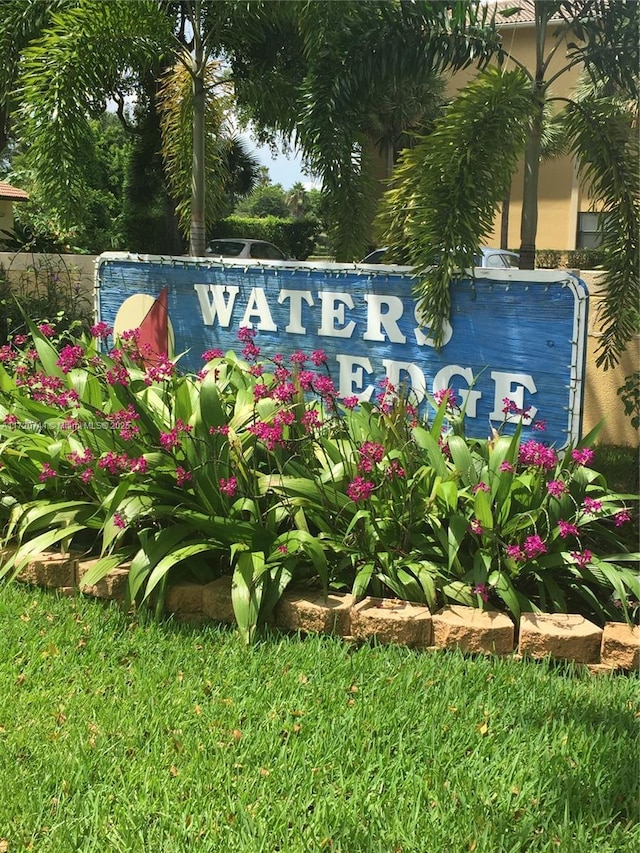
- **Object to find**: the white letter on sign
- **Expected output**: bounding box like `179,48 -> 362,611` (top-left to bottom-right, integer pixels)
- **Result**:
278,290 -> 314,334
193,284 -> 239,327
413,304 -> 453,347
382,359 -> 427,404
240,288 -> 277,331
318,293 -> 356,338
363,295 -> 406,343
433,365 -> 482,418
490,371 -> 538,423
336,354 -> 374,401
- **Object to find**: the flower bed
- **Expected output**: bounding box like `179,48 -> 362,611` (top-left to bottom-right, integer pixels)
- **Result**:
0,316 -> 638,645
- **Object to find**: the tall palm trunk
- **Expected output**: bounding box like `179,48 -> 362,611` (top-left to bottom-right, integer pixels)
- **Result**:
519,98 -> 543,269
518,1 -> 548,270
189,3 -> 206,258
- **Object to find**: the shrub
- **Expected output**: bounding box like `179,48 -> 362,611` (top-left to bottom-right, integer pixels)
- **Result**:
209,215 -> 321,260
0,321 -> 637,640
0,256 -> 93,345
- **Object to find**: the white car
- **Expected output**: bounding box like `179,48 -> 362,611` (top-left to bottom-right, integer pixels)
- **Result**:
361,247 -> 520,268
206,238 -> 287,261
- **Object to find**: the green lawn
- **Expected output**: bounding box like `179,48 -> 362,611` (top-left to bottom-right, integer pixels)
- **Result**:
0,584 -> 638,853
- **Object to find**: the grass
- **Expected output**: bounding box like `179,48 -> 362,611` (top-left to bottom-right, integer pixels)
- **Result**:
0,585 -> 638,853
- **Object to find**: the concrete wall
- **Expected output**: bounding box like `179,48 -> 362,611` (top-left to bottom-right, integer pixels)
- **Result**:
0,252 -> 636,446
580,271 -> 638,447
0,251 -> 96,310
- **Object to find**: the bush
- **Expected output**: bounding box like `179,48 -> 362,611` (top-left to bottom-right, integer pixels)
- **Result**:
210,215 -> 321,260
0,256 -> 93,345
0,322 -> 637,641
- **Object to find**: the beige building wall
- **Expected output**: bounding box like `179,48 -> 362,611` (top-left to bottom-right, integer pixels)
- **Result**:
447,20 -> 591,251
0,199 -> 15,238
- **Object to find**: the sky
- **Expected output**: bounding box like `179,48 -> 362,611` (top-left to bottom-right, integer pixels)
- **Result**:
246,134 -> 319,190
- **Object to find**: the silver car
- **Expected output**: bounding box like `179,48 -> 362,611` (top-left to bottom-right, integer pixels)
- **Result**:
361,247 -> 520,268
206,238 -> 287,261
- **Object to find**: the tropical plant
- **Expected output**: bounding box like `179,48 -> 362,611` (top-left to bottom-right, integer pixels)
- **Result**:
0,320 -> 637,642
12,0 -> 250,256
230,0 -> 503,260
376,0 -> 640,364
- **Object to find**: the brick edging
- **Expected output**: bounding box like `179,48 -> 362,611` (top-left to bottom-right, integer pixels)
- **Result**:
5,551 -> 639,672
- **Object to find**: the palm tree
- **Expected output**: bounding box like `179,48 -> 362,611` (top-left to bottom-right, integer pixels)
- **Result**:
230,0 -> 503,260
14,0 -> 241,257
376,0 -> 639,366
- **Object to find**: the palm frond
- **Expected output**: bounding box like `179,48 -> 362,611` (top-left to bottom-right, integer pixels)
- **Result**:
17,0 -> 174,226
564,97 -> 639,369
156,60 -> 232,239
376,66 -> 535,347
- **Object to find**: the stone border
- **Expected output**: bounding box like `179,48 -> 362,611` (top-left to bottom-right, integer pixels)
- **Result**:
4,551 -> 639,672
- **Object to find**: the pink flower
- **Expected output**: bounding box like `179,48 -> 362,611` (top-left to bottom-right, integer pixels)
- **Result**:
434,388 -> 457,407
347,476 -> 375,502
12,334 -> 27,346
56,344 -> 84,373
209,424 -> 230,436
248,421 -> 284,450
469,518 -> 484,536
219,477 -> 237,497
242,341 -> 260,361
289,350 -> 307,365
273,381 -> 297,403
37,323 -> 56,338
249,364 -> 264,377
341,396 -> 359,410
302,410 -> 323,430
506,544 -> 525,562
253,383 -> 271,401
523,534 -> 547,559
547,480 -> 566,498
571,447 -> 594,466
518,440 -> 557,470
0,345 -> 17,363
499,461 -> 515,473
386,460 -> 406,479
113,513 -> 127,530
472,583 -> 490,602
358,441 -> 385,472
472,482 -> 489,494
570,549 -> 592,568
3,414 -> 18,426
39,463 -> 56,482
105,364 -> 129,386
202,348 -> 223,361
81,469 -> 94,484
310,350 -> 327,366
313,375 -> 337,398
583,496 -> 602,514
532,420 -> 547,432
278,544 -> 288,554
237,326 -> 256,343
90,322 -> 113,339
614,510 -> 631,527
176,466 -> 192,486
144,354 -> 175,385
274,410 -> 295,427
557,520 -> 579,538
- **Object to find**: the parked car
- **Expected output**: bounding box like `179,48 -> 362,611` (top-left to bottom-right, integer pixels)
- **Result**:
206,238 -> 287,261
360,247 -> 520,268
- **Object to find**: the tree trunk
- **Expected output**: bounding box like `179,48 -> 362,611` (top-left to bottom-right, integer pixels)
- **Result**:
519,1 -> 547,270
189,68 -> 206,257
518,104 -> 543,269
500,188 -> 510,249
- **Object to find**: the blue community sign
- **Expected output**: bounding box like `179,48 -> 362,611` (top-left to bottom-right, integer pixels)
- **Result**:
95,253 -> 588,448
